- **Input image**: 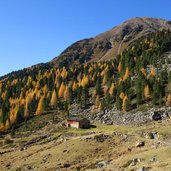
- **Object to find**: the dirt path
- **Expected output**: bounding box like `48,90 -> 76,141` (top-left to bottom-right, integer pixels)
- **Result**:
117,37 -> 125,55
98,39 -> 114,62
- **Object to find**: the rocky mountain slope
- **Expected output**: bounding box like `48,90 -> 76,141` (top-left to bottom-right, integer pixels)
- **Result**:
51,17 -> 171,66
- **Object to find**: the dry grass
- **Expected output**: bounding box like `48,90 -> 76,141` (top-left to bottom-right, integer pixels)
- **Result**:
1,119 -> 171,171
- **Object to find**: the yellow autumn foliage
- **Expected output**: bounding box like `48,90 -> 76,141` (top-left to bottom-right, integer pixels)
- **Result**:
166,94 -> 171,107
123,67 -> 130,81
58,82 -> 66,98
122,95 -> 128,112
80,75 -> 89,88
144,85 -> 150,98
50,90 -> 57,107
36,96 -> 44,115
141,67 -> 146,77
119,92 -> 125,100
109,83 -> 115,97
117,62 -> 122,73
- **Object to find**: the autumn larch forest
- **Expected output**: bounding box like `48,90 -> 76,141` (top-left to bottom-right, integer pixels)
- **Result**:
0,29 -> 171,130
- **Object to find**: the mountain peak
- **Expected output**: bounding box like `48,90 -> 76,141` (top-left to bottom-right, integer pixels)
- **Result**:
51,17 -> 171,66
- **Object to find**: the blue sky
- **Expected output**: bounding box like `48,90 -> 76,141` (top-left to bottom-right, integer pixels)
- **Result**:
0,0 -> 171,76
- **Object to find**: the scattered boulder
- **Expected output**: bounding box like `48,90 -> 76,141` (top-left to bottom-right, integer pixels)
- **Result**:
27,165 -> 32,170
129,158 -> 141,167
151,111 -> 162,121
133,158 -> 141,163
136,166 -> 149,171
20,146 -> 27,151
63,163 -> 71,168
149,156 -> 157,162
149,132 -> 159,139
5,163 -> 11,168
145,132 -> 159,139
135,141 -> 145,147
63,149 -> 67,153
128,147 -> 132,152
129,161 -> 136,166
95,161 -> 108,168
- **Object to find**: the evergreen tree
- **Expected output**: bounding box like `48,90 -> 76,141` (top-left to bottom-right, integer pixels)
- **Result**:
81,86 -> 89,108
136,74 -> 145,105
152,80 -> 159,105
116,96 -> 122,110
95,78 -> 102,95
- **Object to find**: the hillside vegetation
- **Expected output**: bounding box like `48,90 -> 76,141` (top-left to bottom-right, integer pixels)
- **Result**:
0,30 -> 171,131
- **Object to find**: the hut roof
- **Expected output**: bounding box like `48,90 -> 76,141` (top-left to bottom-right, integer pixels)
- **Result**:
67,117 -> 88,122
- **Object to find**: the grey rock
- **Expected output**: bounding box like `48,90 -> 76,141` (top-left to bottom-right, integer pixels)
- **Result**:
133,158 -> 141,163
151,111 -> 162,121
136,166 -> 149,171
127,147 -> 132,152
149,156 -> 156,162
149,132 -> 159,139
129,158 -> 141,167
95,161 -> 107,168
129,161 -> 136,166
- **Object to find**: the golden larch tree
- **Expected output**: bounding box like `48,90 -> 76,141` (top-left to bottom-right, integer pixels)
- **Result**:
24,93 -> 33,118
103,85 -> 108,95
117,62 -> 122,73
63,86 -> 70,101
102,74 -> 108,86
5,119 -> 10,130
36,97 -> 44,115
58,82 -> 66,98
109,83 -> 115,98
119,92 -> 125,100
149,67 -> 156,78
0,110 -> 4,130
9,107 -> 17,125
166,94 -> 171,107
98,101 -> 104,112
61,67 -> 68,79
50,90 -> 57,108
0,122 -> 4,130
141,67 -> 146,77
123,67 -> 130,81
72,81 -> 77,92
144,85 -> 150,99
122,95 -> 128,112
80,75 -> 89,88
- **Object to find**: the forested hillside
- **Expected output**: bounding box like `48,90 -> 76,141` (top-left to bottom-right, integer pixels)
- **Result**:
0,30 -> 171,131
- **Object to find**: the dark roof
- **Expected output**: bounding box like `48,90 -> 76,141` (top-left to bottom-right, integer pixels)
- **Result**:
67,117 -> 88,122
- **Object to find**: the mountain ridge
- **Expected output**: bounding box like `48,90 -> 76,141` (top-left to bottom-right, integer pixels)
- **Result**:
51,17 -> 171,66
1,17 -> 171,81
